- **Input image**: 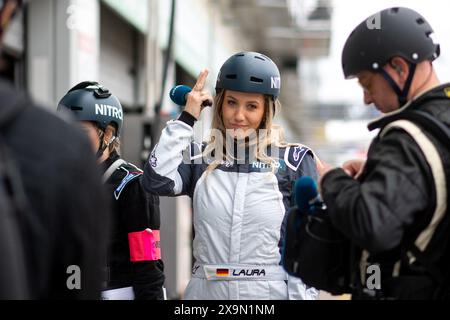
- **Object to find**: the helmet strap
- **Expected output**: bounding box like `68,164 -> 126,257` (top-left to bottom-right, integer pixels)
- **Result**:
96,140 -> 107,159
379,62 -> 417,106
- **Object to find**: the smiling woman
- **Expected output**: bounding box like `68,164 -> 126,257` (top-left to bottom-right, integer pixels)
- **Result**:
142,51 -> 321,300
204,52 -> 285,171
221,90 -> 266,139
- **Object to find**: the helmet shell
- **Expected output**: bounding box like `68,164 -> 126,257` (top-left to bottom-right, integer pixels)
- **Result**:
342,7 -> 440,78
57,82 -> 123,137
215,51 -> 281,99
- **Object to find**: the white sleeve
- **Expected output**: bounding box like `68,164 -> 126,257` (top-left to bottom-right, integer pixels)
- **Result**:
142,119 -> 194,196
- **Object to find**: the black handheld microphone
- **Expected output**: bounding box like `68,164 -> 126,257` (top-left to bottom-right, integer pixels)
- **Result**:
169,85 -> 212,107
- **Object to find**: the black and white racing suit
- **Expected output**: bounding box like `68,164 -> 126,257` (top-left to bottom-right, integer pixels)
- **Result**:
143,112 -> 318,300
101,153 -> 165,300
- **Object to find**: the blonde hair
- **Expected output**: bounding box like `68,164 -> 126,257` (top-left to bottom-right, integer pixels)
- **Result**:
203,90 -> 290,174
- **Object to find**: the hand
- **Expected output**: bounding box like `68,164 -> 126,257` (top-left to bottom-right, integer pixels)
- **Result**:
184,69 -> 213,119
316,158 -> 334,193
316,157 -> 333,178
342,159 -> 366,179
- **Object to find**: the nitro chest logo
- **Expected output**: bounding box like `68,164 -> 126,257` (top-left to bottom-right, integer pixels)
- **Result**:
271,77 -> 281,89
232,268 -> 266,277
252,161 -> 285,170
95,104 -> 123,120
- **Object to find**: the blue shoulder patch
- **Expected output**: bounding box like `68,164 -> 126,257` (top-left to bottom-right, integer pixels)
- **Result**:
284,145 -> 311,172
114,169 -> 143,200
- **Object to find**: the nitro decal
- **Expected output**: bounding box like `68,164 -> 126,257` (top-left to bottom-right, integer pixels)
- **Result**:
252,160 -> 286,171
95,103 -> 123,120
271,77 -> 281,89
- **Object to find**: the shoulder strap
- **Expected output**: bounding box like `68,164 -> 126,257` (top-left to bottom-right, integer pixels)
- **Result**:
102,159 -> 127,183
381,119 -> 447,254
380,115 -> 449,283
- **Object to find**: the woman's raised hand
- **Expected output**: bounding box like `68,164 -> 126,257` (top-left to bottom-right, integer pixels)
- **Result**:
184,69 -> 213,119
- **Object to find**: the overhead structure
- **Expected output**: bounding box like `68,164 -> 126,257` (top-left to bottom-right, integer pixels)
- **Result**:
216,0 -> 332,65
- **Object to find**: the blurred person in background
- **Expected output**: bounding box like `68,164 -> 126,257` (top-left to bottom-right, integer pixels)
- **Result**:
319,7 -> 450,299
0,0 -> 109,299
142,51 -> 319,300
58,82 -> 165,300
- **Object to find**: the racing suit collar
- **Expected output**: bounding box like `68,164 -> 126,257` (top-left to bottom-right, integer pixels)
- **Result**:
368,83 -> 450,131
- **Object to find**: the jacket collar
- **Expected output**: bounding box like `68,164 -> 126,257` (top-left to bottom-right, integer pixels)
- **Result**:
368,83 -> 450,131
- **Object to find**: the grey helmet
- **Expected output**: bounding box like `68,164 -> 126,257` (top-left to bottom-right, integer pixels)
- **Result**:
57,81 -> 123,138
342,7 -> 440,79
215,51 -> 281,99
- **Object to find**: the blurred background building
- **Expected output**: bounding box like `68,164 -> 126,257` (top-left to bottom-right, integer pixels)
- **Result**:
2,0 -> 449,299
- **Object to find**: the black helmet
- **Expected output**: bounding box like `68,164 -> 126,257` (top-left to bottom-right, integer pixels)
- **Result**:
215,51 -> 281,99
57,81 -> 123,138
342,7 -> 440,79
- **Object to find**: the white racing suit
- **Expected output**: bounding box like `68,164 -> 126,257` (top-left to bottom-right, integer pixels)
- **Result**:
142,114 -> 319,300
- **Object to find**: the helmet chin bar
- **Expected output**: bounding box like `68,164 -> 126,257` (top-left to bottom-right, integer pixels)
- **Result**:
379,62 -> 417,107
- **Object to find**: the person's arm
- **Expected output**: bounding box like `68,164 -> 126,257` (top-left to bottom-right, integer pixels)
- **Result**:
320,130 -> 433,253
120,180 -> 165,300
142,70 -> 212,197
142,112 -> 197,197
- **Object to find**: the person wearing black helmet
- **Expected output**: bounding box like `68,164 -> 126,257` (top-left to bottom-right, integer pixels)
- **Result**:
318,7 -> 450,299
58,82 -> 165,300
142,51 -> 319,300
0,0 -> 109,299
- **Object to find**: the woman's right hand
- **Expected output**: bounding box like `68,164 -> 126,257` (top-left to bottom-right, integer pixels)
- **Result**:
184,69 -> 213,119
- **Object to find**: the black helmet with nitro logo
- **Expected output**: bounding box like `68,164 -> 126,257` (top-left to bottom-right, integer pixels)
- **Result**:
215,51 -> 281,99
57,81 -> 123,138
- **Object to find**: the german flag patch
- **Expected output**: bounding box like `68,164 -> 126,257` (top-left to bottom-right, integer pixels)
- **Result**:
216,269 -> 230,277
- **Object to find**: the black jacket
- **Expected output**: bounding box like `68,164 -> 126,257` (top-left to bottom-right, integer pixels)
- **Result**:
321,84 -> 450,299
102,153 -> 165,300
0,79 -> 110,299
